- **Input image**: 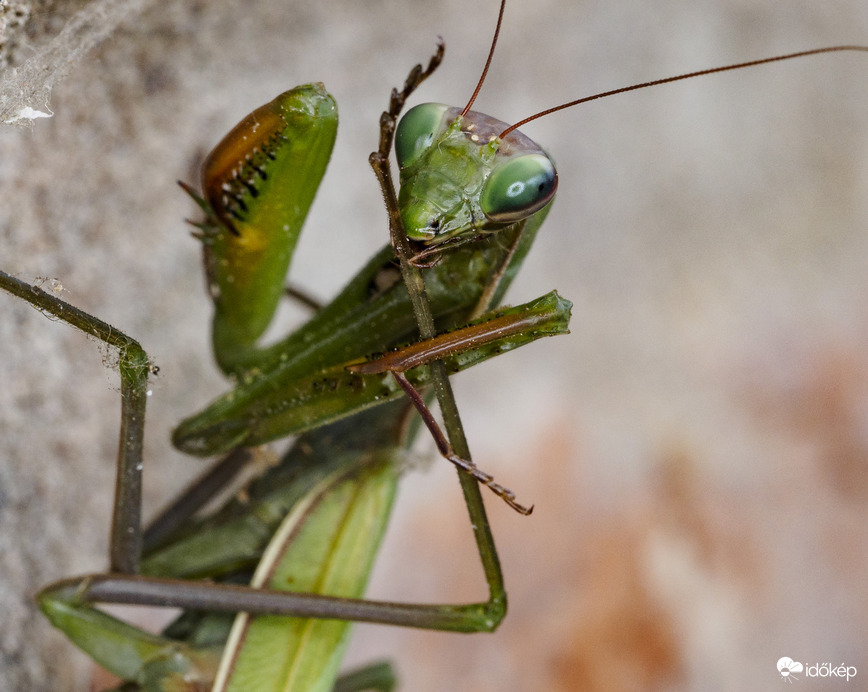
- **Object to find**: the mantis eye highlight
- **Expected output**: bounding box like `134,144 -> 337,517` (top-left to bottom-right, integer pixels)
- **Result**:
480,153 -> 557,223
395,103 -> 450,169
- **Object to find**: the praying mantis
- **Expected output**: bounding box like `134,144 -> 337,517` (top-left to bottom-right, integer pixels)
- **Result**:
1,0 -> 868,688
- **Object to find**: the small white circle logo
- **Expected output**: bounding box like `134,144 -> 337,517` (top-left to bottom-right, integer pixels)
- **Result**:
778,657 -> 804,682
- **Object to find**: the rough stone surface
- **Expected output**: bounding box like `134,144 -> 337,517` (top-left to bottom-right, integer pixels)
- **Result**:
1,0 -> 867,689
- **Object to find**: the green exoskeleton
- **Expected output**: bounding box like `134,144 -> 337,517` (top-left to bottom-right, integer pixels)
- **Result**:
2,0 -> 867,688
1,6 -> 574,688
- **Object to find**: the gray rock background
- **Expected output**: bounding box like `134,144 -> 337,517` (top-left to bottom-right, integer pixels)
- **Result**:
1,0 -> 867,689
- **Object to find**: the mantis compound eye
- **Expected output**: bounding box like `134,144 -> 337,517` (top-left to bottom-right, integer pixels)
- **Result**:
395,103 -> 450,169
480,153 -> 557,223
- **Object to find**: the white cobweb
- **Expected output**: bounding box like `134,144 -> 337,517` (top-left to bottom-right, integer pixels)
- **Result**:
0,0 -> 152,126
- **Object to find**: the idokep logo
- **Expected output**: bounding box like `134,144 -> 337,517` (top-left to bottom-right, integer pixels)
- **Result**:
777,657 -> 858,682
778,658 -> 804,682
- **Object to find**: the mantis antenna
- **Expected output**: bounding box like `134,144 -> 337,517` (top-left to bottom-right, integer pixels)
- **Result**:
460,0 -> 507,117
500,46 -> 868,138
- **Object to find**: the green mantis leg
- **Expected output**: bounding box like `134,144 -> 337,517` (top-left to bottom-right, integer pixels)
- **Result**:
0,270 -> 149,575
35,292 -> 568,627
369,40 -> 510,631
10,265 -> 567,686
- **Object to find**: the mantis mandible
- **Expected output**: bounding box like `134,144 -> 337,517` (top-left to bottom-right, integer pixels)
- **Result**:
1,1 -> 868,692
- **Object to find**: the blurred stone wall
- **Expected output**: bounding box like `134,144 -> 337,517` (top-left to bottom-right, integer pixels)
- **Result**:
1,0 -> 867,689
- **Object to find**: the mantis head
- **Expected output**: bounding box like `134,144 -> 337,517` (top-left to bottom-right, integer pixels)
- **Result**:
395,102 -> 558,245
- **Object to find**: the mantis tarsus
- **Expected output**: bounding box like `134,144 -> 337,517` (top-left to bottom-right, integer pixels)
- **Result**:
1,1 -> 868,692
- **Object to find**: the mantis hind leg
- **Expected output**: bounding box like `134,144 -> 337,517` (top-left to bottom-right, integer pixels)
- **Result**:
0,270 -> 150,575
